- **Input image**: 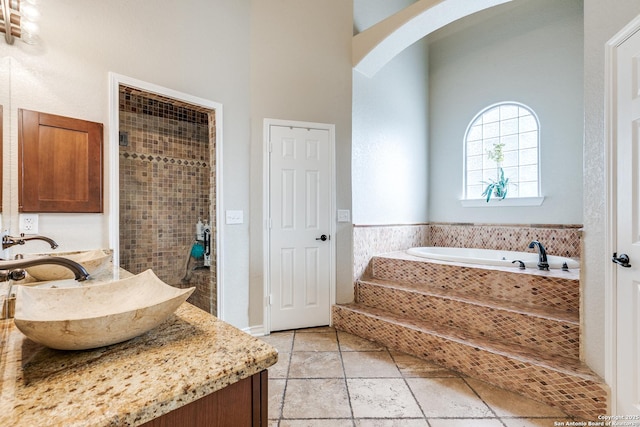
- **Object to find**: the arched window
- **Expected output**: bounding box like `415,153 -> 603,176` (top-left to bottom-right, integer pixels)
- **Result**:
464,102 -> 540,201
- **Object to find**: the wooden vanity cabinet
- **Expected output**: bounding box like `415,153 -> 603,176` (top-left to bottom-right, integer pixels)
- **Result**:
18,109 -> 103,213
141,370 -> 268,427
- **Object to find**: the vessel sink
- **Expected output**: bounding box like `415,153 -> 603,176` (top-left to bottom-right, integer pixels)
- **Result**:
24,249 -> 111,281
13,270 -> 195,350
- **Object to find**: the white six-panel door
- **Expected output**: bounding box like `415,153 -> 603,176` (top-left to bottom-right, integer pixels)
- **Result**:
613,22 -> 640,415
267,123 -> 333,331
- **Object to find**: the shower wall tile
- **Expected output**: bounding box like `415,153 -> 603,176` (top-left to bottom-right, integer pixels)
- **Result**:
119,87 -> 216,314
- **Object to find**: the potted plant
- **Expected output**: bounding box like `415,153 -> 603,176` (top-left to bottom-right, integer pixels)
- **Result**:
481,142 -> 509,202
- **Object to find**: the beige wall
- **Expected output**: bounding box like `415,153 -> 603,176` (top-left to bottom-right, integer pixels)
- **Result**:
428,0 -> 584,224
0,0 -> 353,331
352,0 -> 429,226
249,0 -> 354,329
0,0 -> 253,327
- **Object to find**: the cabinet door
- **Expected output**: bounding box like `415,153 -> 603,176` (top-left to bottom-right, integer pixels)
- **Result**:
19,109 -> 103,213
141,370 -> 268,427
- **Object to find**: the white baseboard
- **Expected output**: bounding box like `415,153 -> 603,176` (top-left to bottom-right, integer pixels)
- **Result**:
242,325 -> 266,337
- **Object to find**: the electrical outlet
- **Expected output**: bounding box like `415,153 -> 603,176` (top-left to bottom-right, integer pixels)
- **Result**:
19,214 -> 39,234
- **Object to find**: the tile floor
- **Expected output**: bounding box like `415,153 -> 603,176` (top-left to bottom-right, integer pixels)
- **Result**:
259,327 -> 576,427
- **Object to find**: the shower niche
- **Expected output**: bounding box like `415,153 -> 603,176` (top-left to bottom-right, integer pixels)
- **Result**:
118,85 -> 217,315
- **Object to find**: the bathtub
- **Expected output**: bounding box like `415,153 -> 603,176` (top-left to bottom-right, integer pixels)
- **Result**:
406,246 -> 580,270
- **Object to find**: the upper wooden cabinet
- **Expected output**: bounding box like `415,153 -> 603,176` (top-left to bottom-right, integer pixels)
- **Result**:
18,109 -> 103,213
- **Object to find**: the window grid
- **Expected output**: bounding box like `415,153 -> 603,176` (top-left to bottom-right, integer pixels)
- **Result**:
464,103 -> 539,200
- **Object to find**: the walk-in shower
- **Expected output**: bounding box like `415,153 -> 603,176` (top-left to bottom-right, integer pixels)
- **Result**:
118,85 -> 216,314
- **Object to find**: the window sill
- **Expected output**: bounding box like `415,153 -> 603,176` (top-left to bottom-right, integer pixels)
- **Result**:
460,197 -> 545,207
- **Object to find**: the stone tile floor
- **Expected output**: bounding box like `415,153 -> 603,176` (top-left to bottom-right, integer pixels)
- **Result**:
259,327 -> 577,427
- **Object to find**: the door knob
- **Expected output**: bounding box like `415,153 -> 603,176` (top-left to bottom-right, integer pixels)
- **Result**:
612,252 -> 632,268
315,234 -> 329,241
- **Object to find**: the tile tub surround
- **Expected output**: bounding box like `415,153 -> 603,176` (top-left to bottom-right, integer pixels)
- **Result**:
370,252 -> 581,314
0,303 -> 278,427
261,327 -> 575,425
119,85 -> 217,314
353,224 -> 430,281
353,223 -> 582,283
333,252 -> 609,420
356,278 -> 580,358
428,223 -> 582,258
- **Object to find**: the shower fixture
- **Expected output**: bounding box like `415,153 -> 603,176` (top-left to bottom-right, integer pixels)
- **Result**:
0,0 -> 39,45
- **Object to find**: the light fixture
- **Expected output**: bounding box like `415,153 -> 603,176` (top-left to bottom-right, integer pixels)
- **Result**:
0,0 -> 40,45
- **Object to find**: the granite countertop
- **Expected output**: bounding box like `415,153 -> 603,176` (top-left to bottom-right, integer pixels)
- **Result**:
0,293 -> 278,426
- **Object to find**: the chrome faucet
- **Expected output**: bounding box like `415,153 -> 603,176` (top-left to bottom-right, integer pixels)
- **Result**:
0,257 -> 90,282
528,240 -> 549,270
2,234 -> 59,250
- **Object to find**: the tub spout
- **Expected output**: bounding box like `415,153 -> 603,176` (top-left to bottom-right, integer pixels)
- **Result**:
528,240 -> 549,271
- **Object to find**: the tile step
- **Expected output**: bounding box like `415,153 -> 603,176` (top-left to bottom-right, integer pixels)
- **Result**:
358,278 -> 578,323
369,253 -> 580,314
332,303 -> 609,420
357,278 -> 580,359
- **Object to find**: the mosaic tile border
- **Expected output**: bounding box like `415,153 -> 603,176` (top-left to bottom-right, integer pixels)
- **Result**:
120,151 -> 208,167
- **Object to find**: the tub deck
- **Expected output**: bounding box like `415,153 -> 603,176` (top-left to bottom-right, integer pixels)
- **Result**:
390,249 -> 579,279
407,246 -> 580,269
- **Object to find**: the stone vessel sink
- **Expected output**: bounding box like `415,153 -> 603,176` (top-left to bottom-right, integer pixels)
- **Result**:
24,249 -> 112,281
13,270 -> 195,350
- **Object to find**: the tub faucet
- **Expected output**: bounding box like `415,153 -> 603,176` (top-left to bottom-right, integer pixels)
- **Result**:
528,240 -> 549,271
0,257 -> 89,282
2,234 -> 59,250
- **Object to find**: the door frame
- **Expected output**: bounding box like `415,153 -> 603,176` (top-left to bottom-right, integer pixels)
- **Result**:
262,118 -> 336,334
605,14 -> 640,414
107,72 -> 225,319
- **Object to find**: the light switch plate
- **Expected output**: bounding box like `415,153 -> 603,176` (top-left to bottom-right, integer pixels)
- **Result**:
19,214 -> 39,234
226,210 -> 244,225
337,209 -> 351,223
